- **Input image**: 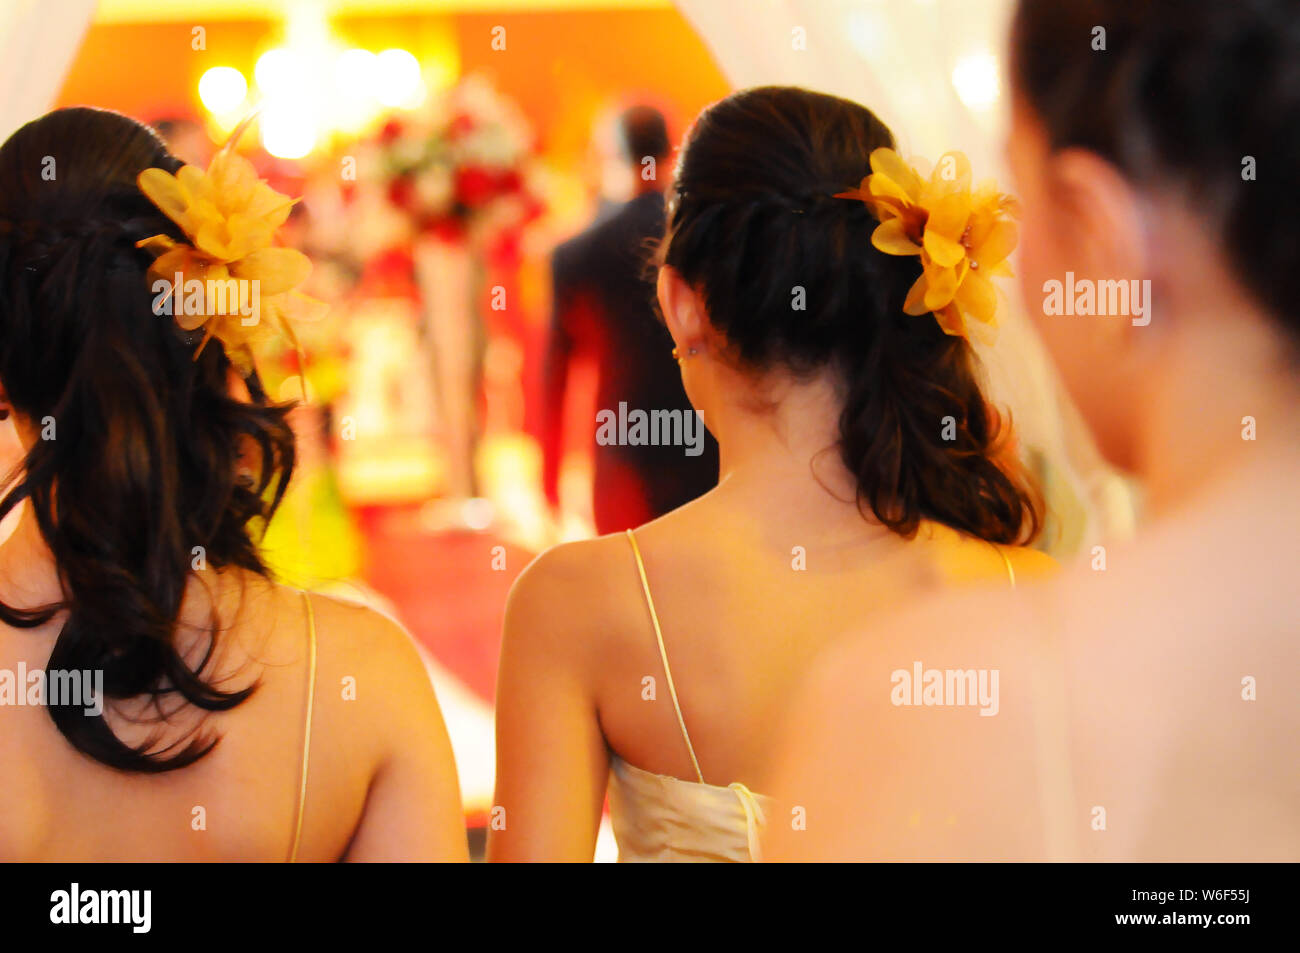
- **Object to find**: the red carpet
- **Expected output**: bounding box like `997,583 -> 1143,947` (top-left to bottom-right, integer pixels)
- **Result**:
355,504 -> 534,703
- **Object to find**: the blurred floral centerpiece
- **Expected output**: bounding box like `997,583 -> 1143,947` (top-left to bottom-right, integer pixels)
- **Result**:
368,73 -> 543,258
342,74 -> 545,507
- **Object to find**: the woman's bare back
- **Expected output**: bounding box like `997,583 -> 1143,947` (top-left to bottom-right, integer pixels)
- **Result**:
0,574 -> 467,861
551,487 -> 1055,792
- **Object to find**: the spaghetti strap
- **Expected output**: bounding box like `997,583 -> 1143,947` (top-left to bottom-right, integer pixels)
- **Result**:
994,544 -> 1016,589
287,590 -> 318,863
625,529 -> 705,784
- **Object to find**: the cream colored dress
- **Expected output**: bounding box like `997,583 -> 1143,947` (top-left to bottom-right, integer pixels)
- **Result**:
607,530 -> 772,862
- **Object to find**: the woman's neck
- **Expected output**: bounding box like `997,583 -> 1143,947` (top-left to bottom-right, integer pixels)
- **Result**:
706,369 -> 895,542
1137,293 -> 1300,520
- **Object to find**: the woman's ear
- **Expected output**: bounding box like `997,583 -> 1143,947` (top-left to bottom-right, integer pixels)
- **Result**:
656,265 -> 707,351
1046,147 -> 1149,285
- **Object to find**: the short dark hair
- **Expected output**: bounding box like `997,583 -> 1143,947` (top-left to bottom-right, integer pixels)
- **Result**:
619,105 -> 670,163
1012,0 -> 1300,341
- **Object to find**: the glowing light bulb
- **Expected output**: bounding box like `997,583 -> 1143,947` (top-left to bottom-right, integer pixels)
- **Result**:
261,103 -> 316,159
335,48 -> 378,98
374,48 -> 423,108
951,52 -> 1001,110
255,48 -> 303,97
198,66 -> 248,115
329,49 -> 381,134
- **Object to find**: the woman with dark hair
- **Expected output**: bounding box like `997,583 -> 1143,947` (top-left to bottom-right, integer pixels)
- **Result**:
769,0 -> 1300,861
0,108 -> 467,861
490,86 -> 1052,862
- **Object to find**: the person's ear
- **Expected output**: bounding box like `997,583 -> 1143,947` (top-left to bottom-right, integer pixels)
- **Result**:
656,265 -> 707,353
1045,148 -> 1150,288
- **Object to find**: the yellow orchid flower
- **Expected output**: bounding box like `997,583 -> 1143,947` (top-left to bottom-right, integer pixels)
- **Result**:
138,149 -> 294,262
836,147 -> 1018,341
135,129 -> 323,375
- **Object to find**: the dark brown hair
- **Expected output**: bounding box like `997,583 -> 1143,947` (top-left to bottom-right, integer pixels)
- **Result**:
0,108 -> 294,772
1012,0 -> 1300,339
658,86 -> 1040,543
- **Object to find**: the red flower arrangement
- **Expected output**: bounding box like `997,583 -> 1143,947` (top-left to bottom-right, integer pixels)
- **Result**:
369,75 -> 542,251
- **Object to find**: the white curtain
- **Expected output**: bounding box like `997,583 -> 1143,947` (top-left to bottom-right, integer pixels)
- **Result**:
675,0 -> 1136,555
0,0 -> 97,143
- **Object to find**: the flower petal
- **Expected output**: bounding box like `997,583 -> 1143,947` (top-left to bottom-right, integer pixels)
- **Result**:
928,192 -> 971,239
137,168 -> 193,232
869,147 -> 923,198
929,151 -> 972,193
954,269 -> 998,325
193,221 -> 238,261
208,151 -> 259,211
871,218 -> 922,256
177,165 -> 210,202
933,303 -> 966,337
903,272 -> 930,315
972,219 -> 1018,269
231,247 -> 312,296
923,259 -> 968,312
921,191 -> 970,266
924,229 -> 966,269
136,234 -> 178,255
867,172 -> 915,208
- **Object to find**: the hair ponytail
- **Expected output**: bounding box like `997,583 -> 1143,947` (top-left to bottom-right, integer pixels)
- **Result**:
840,315 -> 1036,542
660,86 -> 1039,543
0,107 -> 295,772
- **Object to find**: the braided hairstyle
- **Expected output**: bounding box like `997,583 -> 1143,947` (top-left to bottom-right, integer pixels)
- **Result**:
658,86 -> 1040,543
0,107 -> 294,772
1012,0 -> 1300,344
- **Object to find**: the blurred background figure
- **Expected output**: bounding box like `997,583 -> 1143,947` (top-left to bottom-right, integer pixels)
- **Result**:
542,104 -> 719,534
149,115 -> 214,168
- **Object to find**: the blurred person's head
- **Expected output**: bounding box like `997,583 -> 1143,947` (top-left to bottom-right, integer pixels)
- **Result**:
618,104 -> 670,195
592,102 -> 672,203
655,86 -> 1039,544
150,115 -> 213,168
0,107 -> 294,771
1008,0 -> 1300,475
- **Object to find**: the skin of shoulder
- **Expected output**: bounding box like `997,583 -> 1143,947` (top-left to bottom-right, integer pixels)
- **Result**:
763,579 -> 1055,861
488,532 -> 640,861
1005,544 -> 1058,580
292,587 -> 469,861
501,534 -> 639,665
920,521 -> 1060,587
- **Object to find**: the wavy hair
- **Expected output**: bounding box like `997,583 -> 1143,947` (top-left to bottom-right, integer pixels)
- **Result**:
0,108 -> 295,772
657,87 -> 1040,543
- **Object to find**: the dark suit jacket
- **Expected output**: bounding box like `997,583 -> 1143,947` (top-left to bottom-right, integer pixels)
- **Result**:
542,191 -> 719,532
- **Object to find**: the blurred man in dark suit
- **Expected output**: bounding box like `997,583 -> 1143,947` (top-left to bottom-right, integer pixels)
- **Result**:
542,105 -> 719,533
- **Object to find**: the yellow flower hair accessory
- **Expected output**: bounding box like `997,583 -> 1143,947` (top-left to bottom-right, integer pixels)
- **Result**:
135,117 -> 324,375
835,147 -> 1019,341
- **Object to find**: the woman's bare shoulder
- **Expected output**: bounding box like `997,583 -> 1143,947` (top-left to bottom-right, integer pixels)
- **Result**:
510,531 -> 640,612
503,531 -> 650,666
222,580 -> 436,732
298,587 -> 434,699
1005,545 -> 1059,579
